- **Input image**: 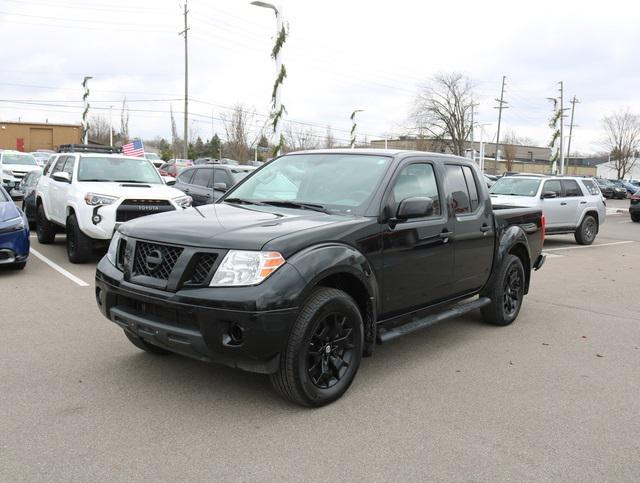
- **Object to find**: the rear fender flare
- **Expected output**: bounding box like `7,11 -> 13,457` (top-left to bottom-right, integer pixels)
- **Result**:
483,225 -> 532,295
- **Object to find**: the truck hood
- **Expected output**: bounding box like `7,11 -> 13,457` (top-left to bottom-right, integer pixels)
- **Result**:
119,202 -> 354,251
0,200 -> 21,223
490,194 -> 538,207
78,182 -> 185,200
2,164 -> 40,174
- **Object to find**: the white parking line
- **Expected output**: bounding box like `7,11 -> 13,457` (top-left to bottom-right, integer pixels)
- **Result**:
29,248 -> 90,287
543,240 -> 634,252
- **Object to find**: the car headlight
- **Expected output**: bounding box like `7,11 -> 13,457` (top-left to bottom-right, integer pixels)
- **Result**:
2,168 -> 13,177
106,231 -> 122,266
173,195 -> 192,208
209,250 -> 285,287
85,193 -> 118,206
0,216 -> 25,234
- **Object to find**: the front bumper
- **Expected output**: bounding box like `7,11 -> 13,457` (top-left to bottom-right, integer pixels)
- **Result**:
0,227 -> 30,264
95,257 -> 300,374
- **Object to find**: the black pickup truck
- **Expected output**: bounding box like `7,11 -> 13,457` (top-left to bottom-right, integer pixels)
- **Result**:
95,150 -> 545,406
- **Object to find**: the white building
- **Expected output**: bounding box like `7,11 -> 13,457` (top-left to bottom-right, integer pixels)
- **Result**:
596,159 -> 640,180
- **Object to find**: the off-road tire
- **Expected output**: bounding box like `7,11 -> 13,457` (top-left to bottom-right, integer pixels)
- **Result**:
481,254 -> 525,326
124,330 -> 173,355
66,214 -> 93,263
574,215 -> 597,245
36,204 -> 56,244
270,287 -> 364,407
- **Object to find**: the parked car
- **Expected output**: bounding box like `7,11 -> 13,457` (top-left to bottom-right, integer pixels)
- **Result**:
490,175 -> 606,245
0,185 -> 29,270
144,152 -> 163,169
483,174 -> 496,188
173,164 -> 256,205
11,169 -> 42,225
193,157 -> 217,165
96,149 -> 545,406
595,178 -> 625,199
0,151 -> 41,192
629,191 -> 640,222
30,151 -> 54,167
609,179 -> 636,196
35,145 -> 192,263
159,160 -> 192,177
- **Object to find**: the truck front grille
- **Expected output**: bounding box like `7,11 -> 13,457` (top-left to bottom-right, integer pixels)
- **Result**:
186,253 -> 218,285
116,199 -> 174,223
132,241 -> 183,280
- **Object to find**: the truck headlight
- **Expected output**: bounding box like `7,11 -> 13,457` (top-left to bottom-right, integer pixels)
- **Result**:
209,250 -> 285,286
173,195 -> 192,209
106,231 -> 122,266
85,193 -> 118,206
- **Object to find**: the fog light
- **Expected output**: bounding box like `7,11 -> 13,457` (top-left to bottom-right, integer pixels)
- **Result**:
92,214 -> 102,224
228,324 -> 244,345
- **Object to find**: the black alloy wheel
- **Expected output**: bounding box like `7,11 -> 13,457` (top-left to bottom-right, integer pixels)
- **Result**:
307,313 -> 355,389
502,263 -> 523,318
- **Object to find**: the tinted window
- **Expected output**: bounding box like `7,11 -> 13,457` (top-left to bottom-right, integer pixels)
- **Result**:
445,165 -> 471,214
562,179 -> 583,197
543,180 -> 562,197
177,169 -> 194,184
213,168 -> 232,187
462,166 -> 480,210
191,168 -> 212,188
391,163 -> 441,216
582,179 -> 601,196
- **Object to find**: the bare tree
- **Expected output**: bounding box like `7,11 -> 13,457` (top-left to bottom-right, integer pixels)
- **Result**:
412,72 -> 475,156
120,97 -> 130,144
222,103 -> 253,163
88,115 -> 111,145
503,130 -> 519,172
602,110 -> 640,179
284,124 -> 318,152
324,124 -> 335,148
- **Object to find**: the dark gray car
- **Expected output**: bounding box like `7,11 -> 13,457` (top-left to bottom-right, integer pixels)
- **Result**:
173,164 -> 255,206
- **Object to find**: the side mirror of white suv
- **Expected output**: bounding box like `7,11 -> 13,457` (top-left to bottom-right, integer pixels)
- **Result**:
52,172 -> 71,183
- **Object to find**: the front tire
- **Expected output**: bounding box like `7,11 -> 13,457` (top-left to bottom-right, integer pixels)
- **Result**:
36,204 -> 56,244
66,214 -> 93,263
270,287 -> 364,407
574,215 -> 597,245
631,214 -> 640,223
481,254 -> 525,326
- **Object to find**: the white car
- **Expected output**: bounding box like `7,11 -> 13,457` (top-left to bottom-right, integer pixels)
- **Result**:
1,151 -> 41,191
489,175 -> 606,245
35,150 -> 192,263
144,152 -> 164,169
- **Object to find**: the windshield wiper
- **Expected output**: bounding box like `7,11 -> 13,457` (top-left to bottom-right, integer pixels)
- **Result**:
260,200 -> 330,214
224,198 -> 265,206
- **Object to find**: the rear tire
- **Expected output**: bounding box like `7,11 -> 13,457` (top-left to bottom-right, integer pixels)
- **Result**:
124,330 -> 173,355
481,254 -> 525,326
66,214 -> 93,263
270,287 -> 364,407
574,215 -> 597,245
36,204 -> 56,244
9,261 -> 26,270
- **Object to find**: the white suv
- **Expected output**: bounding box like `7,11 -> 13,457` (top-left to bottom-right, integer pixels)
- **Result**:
36,148 -> 192,263
489,175 -> 606,245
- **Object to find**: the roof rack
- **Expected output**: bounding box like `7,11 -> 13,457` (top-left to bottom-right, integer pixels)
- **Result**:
58,144 -> 122,154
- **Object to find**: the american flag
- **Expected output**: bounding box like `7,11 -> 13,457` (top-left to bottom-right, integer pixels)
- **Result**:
122,139 -> 144,157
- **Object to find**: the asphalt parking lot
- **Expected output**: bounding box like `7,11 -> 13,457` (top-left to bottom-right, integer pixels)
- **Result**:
2,199 -> 639,481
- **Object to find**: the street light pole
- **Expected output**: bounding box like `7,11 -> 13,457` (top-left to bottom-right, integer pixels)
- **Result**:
251,1 -> 285,156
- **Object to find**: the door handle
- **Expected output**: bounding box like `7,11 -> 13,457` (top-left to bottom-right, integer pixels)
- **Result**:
580,201 -> 587,204
439,230 -> 453,239
560,202 -> 567,206
480,224 -> 490,233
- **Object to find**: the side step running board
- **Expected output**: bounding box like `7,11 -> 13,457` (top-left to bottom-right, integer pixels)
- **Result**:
378,297 -> 491,343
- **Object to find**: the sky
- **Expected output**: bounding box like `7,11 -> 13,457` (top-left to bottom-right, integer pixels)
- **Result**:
1,0 -> 639,154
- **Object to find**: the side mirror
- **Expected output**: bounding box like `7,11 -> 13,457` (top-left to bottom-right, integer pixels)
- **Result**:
52,171 -> 71,183
396,196 -> 434,220
213,182 -> 228,191
164,178 -> 176,186
541,191 -> 557,199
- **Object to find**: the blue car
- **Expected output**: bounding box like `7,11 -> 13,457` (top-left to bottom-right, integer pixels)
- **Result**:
0,185 -> 29,270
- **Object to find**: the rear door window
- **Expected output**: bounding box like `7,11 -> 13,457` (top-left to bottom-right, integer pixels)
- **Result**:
562,179 -> 583,197
581,179 -> 601,196
445,165 -> 471,214
462,166 -> 480,211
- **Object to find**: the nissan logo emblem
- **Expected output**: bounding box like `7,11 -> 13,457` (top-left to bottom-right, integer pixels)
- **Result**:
145,249 -> 163,272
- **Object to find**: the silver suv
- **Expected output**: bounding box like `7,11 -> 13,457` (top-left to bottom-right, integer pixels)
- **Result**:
489,175 -> 606,245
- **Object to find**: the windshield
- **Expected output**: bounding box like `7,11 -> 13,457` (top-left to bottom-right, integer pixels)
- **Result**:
490,177 -> 541,196
225,153 -> 391,213
78,156 -> 162,183
2,153 -> 38,166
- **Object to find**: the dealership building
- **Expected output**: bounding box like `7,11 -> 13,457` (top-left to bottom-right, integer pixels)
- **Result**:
0,121 -> 82,152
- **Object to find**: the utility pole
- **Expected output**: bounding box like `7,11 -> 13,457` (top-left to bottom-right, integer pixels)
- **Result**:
179,1 -> 190,160
470,102 -> 479,161
559,81 -> 565,175
566,95 -> 579,162
109,105 -> 113,146
493,76 -> 508,161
